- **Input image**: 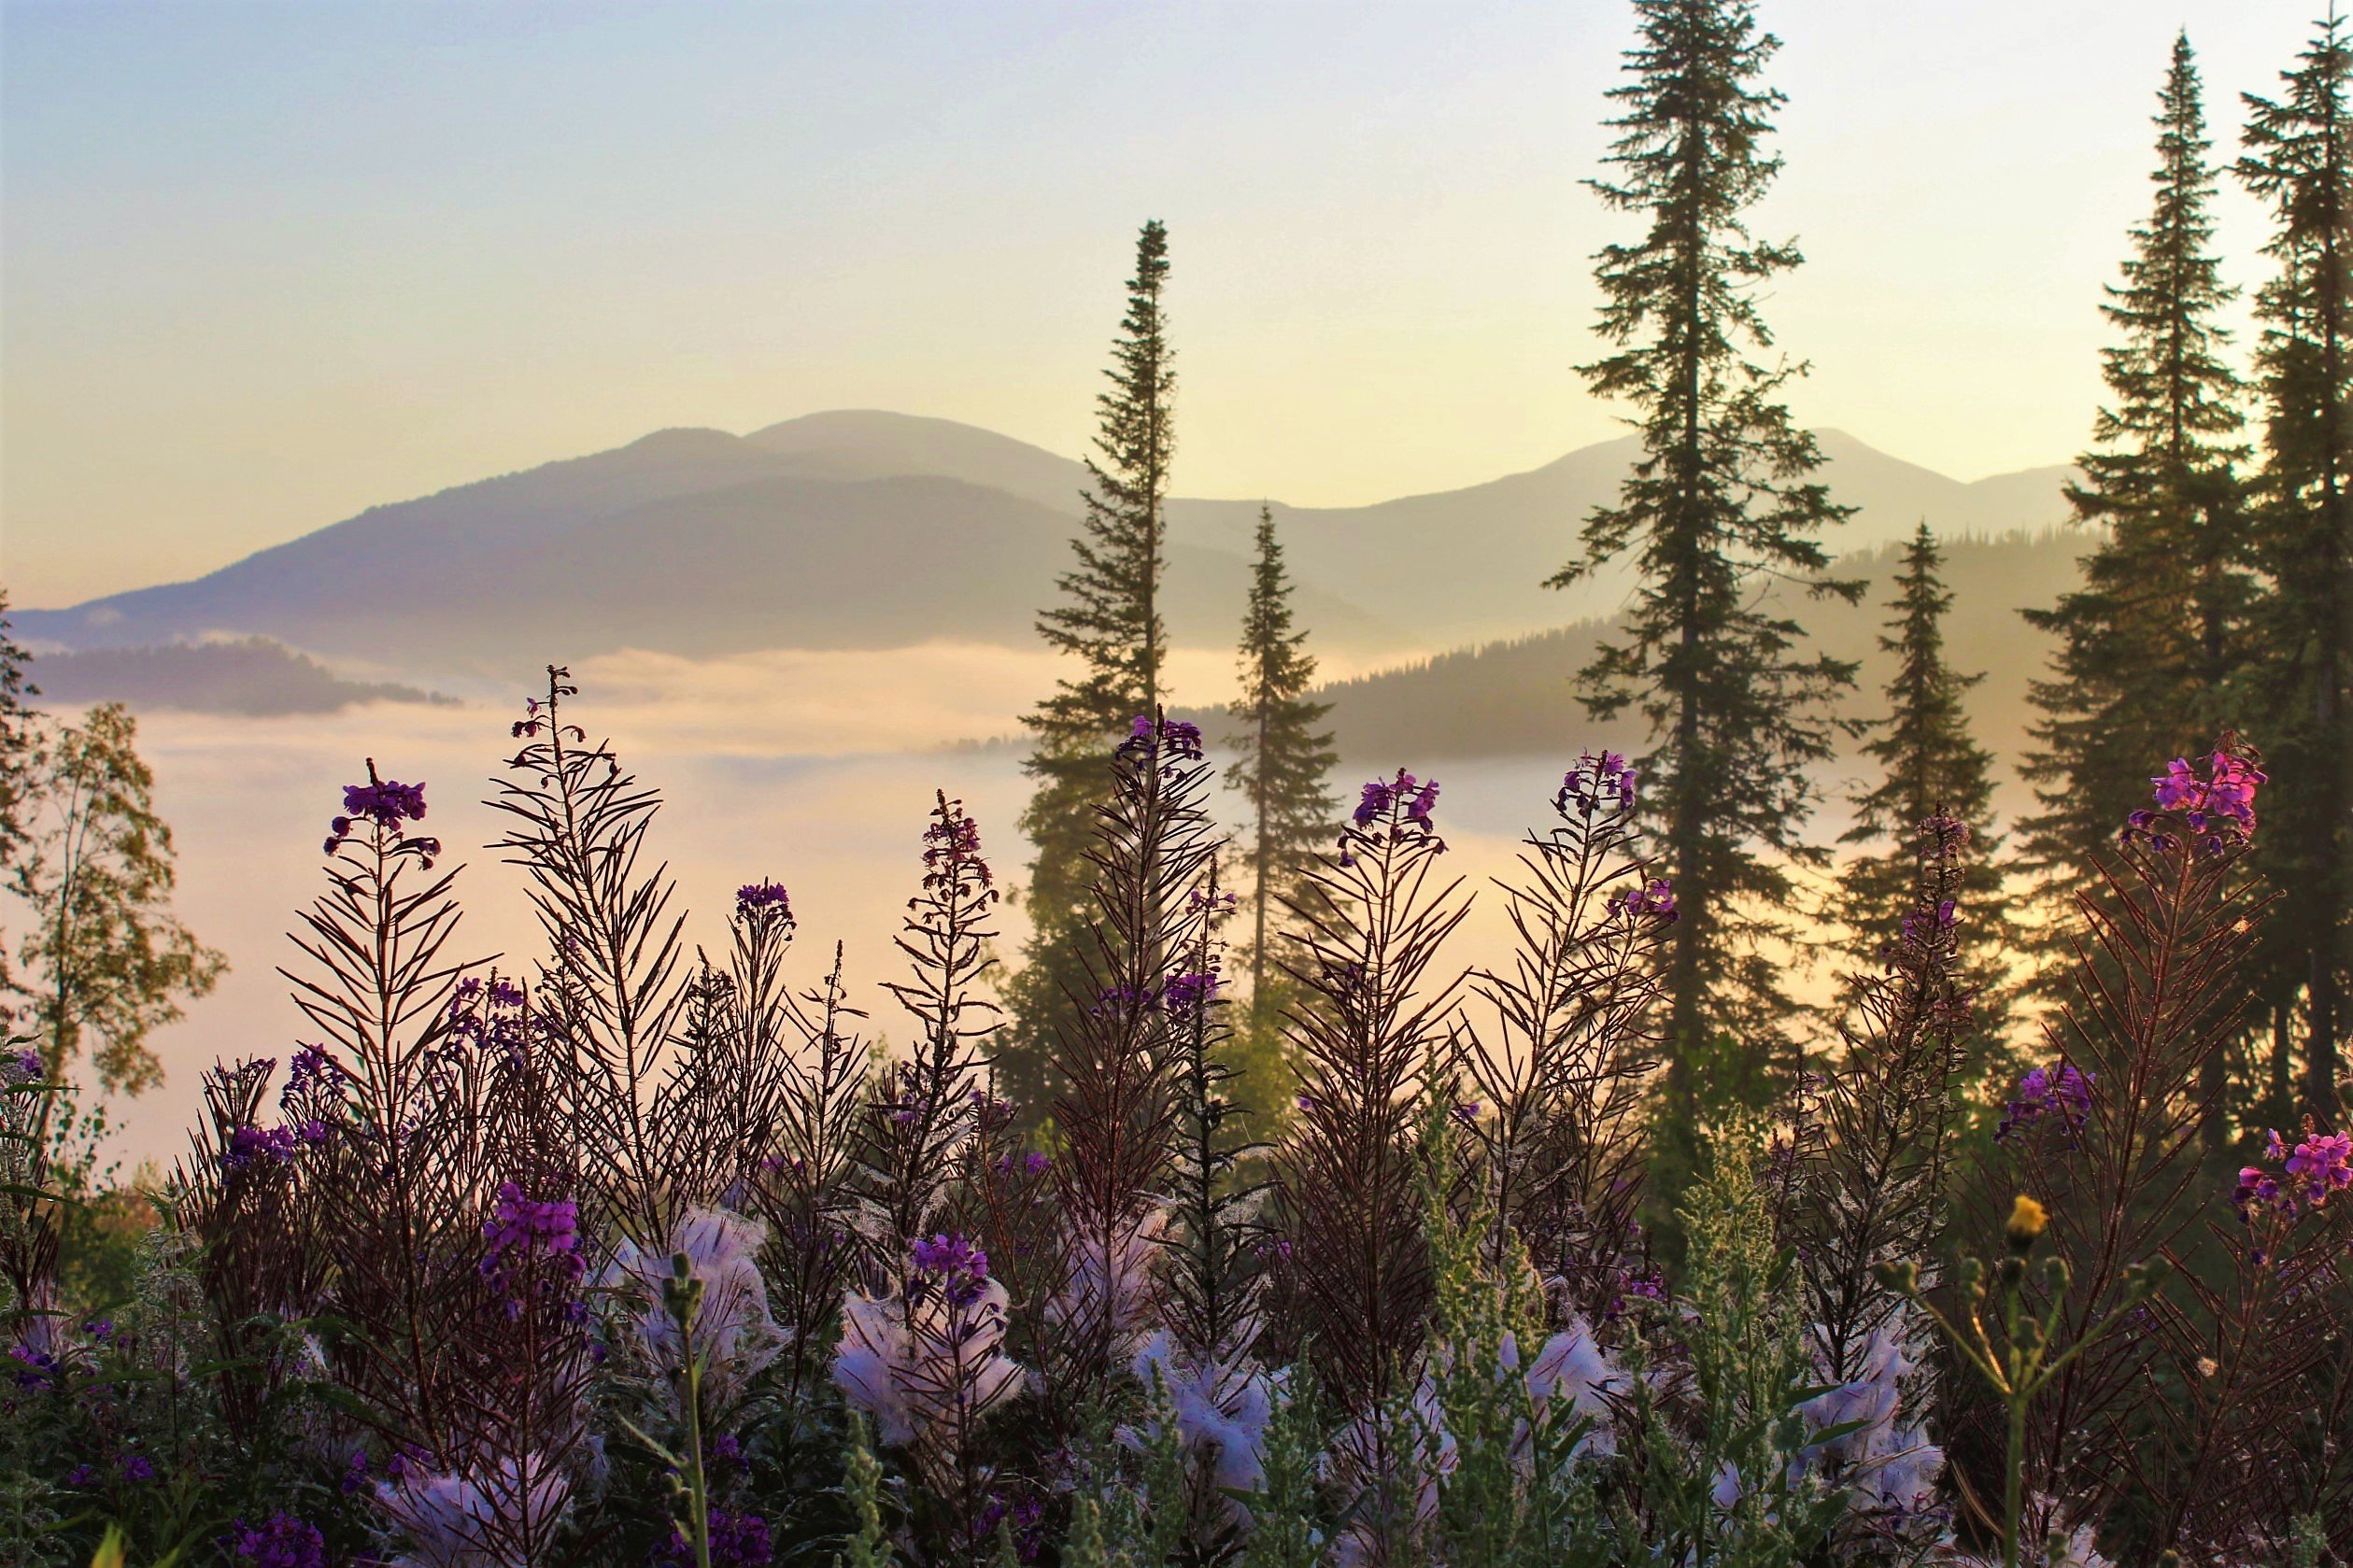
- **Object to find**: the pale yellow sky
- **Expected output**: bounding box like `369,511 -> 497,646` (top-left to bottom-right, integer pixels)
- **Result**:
0,0 -> 2316,608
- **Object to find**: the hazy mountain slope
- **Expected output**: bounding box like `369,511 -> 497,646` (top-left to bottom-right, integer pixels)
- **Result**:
30,638 -> 450,716
20,427 -> 802,652
1166,430 -> 2077,646
745,409 -> 1093,513
25,471 -> 1404,672
1226,528 -> 2090,770
20,409 -> 2077,672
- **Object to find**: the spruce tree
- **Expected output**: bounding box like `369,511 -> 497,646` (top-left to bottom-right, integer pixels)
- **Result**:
1224,507 -> 1338,1134
0,594 -> 38,1013
1003,221 -> 1178,1114
1828,525 -> 2008,1023
2020,34 -> 2249,952
1226,505 -> 1339,1020
1551,0 -> 1859,1189
2237,11 -> 2352,1119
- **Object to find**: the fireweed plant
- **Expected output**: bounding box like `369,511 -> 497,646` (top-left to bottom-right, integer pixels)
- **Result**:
1,683 -> 2347,1568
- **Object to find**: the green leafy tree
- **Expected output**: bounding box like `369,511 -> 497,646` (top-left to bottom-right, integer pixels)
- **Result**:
1550,0 -> 1859,1197
1224,505 -> 1338,1134
2237,10 -> 2353,1119
1004,221 -> 1177,1113
8,702 -> 226,1094
1830,525 -> 2010,1018
2020,33 -> 2251,966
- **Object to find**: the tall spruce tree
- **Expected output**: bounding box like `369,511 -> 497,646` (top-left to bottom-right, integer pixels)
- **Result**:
1226,504 -> 1339,1020
1003,220 -> 1178,1114
0,595 -> 36,1016
2020,34 -> 2250,959
2238,10 -> 2352,1119
1552,0 -> 1859,1189
1829,525 -> 2008,1021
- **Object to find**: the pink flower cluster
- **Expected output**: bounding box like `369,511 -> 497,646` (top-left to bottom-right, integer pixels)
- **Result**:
1354,769 -> 1440,829
2236,1127 -> 2352,1218
1616,877 -> 1677,921
1123,713 -> 1205,760
1996,1063 -> 2094,1145
1558,750 -> 1638,813
2129,744 -> 2266,853
734,881 -> 792,919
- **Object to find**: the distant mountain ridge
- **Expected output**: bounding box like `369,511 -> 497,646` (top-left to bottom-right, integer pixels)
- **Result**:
31,638 -> 452,717
20,410 -> 2079,676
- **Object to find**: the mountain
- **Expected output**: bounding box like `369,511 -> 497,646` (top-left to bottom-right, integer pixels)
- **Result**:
745,409 -> 1093,513
29,638 -> 452,717
18,411 -> 2079,675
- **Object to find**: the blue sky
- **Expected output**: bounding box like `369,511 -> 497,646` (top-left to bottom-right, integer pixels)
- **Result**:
1,0 -> 2318,603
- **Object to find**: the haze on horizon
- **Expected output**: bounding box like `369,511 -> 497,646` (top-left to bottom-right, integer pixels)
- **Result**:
0,0 -> 2317,607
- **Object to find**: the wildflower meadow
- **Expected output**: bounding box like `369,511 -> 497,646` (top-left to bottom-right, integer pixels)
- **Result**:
2,669 -> 2346,1568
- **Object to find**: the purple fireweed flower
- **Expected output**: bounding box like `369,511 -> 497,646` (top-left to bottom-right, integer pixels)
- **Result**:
2285,1132 -> 2352,1206
923,804 -> 992,887
1618,878 -> 1678,921
1162,971 -> 1220,1012
1354,768 -> 1441,832
120,1453 -> 156,1483
973,1497 -> 1047,1564
1450,1100 -> 1481,1126
2137,747 -> 2267,849
911,1232 -> 990,1307
63,1464 -> 93,1488
2233,1164 -> 2285,1218
344,777 -> 429,828
283,1045 -> 340,1098
4,1048 -> 40,1082
658,1511 -> 773,1568
222,1123 -> 301,1171
221,1513 -> 328,1568
481,1182 -> 582,1266
1996,1063 -> 2094,1145
8,1345 -> 59,1390
1559,750 -> 1639,813
735,881 -> 792,920
1122,714 -> 1205,760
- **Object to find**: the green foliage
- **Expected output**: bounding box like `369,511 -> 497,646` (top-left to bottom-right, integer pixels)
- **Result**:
838,1414 -> 897,1568
1883,1200 -> 2166,1568
1007,219 -> 1180,1116
1239,1377 -> 1326,1568
1621,1129 -> 1845,1568
1552,0 -> 1860,1206
2235,10 -> 2353,1117
7,703 -> 225,1095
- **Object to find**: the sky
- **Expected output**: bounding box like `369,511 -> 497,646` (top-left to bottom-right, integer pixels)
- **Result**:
1,0 -> 2323,608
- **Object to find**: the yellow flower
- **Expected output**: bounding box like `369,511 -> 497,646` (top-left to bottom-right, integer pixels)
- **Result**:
2006,1194 -> 2049,1254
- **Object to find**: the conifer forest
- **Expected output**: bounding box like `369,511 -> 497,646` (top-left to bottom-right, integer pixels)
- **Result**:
3,2 -> 2350,1566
